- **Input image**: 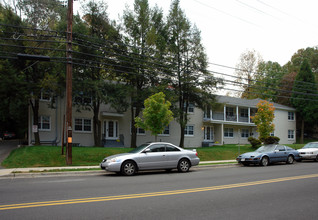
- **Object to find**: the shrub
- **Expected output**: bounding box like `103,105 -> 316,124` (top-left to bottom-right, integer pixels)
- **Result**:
263,136 -> 280,144
248,137 -> 262,148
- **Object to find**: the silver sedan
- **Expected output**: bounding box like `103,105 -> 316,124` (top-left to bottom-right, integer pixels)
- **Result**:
100,142 -> 200,175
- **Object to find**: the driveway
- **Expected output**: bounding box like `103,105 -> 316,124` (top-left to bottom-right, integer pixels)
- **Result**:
0,140 -> 19,168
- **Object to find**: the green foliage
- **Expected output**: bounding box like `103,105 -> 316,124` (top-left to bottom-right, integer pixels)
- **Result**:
251,100 -> 275,140
248,137 -> 262,148
261,136 -> 280,145
292,59 -> 318,123
135,92 -> 173,137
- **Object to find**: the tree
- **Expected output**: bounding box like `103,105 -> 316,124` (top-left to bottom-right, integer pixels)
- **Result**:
235,49 -> 263,98
122,0 -> 166,147
166,0 -> 219,148
291,59 -> 318,144
135,92 -> 173,141
251,100 -> 275,140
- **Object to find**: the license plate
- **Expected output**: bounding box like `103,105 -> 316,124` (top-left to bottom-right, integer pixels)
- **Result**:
241,158 -> 245,162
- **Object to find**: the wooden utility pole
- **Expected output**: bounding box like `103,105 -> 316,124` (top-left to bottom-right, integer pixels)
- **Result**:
66,0 -> 73,165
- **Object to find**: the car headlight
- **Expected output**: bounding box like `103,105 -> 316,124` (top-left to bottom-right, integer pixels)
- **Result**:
106,157 -> 119,163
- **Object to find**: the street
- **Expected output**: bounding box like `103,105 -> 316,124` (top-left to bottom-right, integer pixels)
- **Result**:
0,162 -> 317,219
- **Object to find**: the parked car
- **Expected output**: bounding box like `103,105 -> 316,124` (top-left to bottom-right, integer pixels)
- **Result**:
100,142 -> 200,176
1,131 -> 16,140
237,144 -> 300,166
297,142 -> 318,162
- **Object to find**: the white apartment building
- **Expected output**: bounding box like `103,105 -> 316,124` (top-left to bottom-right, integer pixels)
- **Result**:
28,95 -> 296,148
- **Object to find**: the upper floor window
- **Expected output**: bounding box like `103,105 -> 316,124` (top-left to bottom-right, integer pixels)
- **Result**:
226,107 -> 234,116
184,103 -> 194,113
74,92 -> 92,105
75,118 -> 92,132
40,90 -> 51,101
38,115 -> 51,131
288,112 -> 295,121
240,108 -> 248,118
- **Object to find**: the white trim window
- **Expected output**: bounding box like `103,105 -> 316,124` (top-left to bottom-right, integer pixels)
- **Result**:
241,129 -> 249,138
288,112 -> 295,121
38,116 -> 51,131
40,90 -> 51,101
184,103 -> 194,113
75,118 -> 92,132
224,128 -> 234,138
159,125 -> 170,136
288,130 -> 295,140
185,125 -> 194,136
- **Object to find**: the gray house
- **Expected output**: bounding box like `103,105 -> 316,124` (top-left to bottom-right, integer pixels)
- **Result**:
28,94 -> 296,148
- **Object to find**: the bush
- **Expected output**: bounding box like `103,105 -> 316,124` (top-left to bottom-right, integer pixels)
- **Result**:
263,136 -> 280,144
248,137 -> 262,148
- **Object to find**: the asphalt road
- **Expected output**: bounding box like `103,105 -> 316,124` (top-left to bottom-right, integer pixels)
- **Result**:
0,162 -> 317,219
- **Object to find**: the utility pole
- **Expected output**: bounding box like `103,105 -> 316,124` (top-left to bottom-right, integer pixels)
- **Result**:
66,0 -> 73,165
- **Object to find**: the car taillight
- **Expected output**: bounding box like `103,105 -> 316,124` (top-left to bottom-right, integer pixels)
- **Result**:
196,152 -> 198,156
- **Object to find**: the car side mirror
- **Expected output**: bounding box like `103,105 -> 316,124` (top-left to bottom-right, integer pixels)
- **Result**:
143,149 -> 151,153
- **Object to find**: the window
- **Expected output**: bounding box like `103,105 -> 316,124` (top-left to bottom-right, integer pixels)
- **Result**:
137,127 -> 145,135
166,144 -> 180,152
74,92 -> 92,105
184,103 -> 194,113
240,108 -> 248,118
288,112 -> 295,121
276,145 -> 286,151
241,129 -> 249,138
226,107 -> 234,116
288,130 -> 295,139
270,132 -> 275,136
40,91 -> 51,101
38,116 -> 50,130
148,144 -> 165,152
204,126 -> 213,141
75,118 -> 92,132
224,128 -> 234,138
185,125 -> 194,136
159,125 -> 170,136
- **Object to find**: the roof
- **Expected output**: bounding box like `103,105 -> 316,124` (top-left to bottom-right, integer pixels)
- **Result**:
216,95 -> 296,111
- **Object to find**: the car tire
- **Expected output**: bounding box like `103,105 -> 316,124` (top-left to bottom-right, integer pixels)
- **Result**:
315,155 -> 318,162
121,161 -> 137,176
242,162 -> 249,166
177,159 -> 190,172
286,155 -> 294,164
260,156 -> 269,166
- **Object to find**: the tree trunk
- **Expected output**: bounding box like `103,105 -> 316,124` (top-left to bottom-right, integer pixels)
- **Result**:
130,105 -> 139,148
93,104 -> 101,147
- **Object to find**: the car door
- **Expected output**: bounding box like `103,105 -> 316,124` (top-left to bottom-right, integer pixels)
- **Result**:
136,144 -> 168,170
165,144 -> 182,168
274,145 -> 288,162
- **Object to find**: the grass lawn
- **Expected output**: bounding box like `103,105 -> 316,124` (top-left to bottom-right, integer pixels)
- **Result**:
1,144 -> 305,168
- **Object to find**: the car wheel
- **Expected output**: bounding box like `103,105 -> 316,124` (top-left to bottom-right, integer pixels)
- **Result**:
121,161 -> 137,176
260,156 -> 269,166
242,162 -> 249,166
286,155 -> 294,164
315,155 -> 318,162
178,159 -> 190,172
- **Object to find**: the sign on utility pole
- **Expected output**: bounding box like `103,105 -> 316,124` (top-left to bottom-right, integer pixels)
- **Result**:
66,0 -> 73,165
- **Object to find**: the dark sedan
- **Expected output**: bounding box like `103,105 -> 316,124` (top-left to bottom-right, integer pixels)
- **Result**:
237,144 -> 300,166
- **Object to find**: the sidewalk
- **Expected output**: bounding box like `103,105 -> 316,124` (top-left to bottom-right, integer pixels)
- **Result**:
0,160 -> 237,177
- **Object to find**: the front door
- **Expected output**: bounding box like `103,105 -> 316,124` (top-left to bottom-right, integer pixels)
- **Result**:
104,120 -> 118,140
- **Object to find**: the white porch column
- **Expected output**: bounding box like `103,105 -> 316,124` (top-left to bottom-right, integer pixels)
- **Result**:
224,105 -> 226,121
248,107 -> 251,123
236,106 -> 239,122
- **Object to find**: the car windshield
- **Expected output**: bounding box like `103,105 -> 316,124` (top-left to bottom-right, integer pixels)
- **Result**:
302,143 -> 318,149
128,144 -> 149,153
255,145 -> 276,153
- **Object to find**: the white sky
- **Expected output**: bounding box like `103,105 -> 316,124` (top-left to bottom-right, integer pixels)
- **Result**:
75,0 -> 318,69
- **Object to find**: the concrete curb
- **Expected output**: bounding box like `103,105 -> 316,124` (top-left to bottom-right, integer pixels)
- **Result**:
0,160 -> 238,178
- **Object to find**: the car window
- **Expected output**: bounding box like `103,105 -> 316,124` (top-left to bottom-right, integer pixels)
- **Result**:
166,145 -> 180,152
148,144 -> 166,152
276,145 -> 286,151
303,143 -> 318,149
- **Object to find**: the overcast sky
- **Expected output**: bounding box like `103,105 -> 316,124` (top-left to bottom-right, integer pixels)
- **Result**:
75,0 -> 318,68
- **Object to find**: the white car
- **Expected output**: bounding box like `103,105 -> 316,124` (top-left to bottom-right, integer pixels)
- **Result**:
298,142 -> 318,162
